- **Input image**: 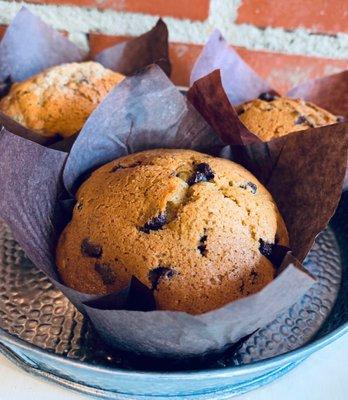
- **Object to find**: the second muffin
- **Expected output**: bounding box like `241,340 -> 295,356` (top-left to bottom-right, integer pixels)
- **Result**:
0,61 -> 124,138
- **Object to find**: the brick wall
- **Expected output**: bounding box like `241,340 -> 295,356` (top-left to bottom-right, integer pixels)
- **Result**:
0,0 -> 347,92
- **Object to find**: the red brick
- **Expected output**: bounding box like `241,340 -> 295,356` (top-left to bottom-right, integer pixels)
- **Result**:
0,25 -> 6,39
236,0 -> 348,34
1,23 -> 347,96
89,32 -> 348,91
28,0 -> 210,21
169,43 -> 203,87
89,33 -> 127,55
236,48 -> 348,94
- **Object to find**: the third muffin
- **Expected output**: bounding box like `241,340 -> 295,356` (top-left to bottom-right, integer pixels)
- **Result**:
236,94 -> 341,142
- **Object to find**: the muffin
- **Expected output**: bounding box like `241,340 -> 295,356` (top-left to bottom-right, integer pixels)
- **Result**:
236,94 -> 339,141
0,61 -> 124,138
56,149 -> 289,314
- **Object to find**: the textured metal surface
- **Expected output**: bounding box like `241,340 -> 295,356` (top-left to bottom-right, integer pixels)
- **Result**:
0,220 -> 342,370
237,227 -> 341,364
0,223 -> 125,368
0,191 -> 348,398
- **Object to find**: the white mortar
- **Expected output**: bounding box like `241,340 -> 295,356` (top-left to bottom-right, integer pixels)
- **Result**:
0,0 -> 347,59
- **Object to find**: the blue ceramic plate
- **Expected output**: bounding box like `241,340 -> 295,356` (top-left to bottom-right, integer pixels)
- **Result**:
0,191 -> 347,399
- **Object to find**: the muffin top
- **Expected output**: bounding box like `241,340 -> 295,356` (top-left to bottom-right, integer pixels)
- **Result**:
236,95 -> 338,141
56,149 -> 289,314
0,61 -> 124,138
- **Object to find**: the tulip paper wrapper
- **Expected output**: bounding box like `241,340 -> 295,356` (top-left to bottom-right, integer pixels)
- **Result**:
1,62 -> 346,358
0,7 -> 171,146
190,29 -> 348,190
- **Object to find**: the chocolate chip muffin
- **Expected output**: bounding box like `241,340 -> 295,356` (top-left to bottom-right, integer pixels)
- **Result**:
0,61 -> 124,138
56,149 -> 289,314
236,93 -> 339,141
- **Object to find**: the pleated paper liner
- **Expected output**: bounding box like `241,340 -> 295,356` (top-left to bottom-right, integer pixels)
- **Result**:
1,65 -> 346,358
189,29 -> 348,189
0,7 -> 171,147
190,29 -> 348,116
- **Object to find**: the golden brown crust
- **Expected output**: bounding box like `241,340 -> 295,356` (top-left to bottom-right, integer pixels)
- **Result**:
236,97 -> 338,141
0,61 -> 124,138
56,149 -> 289,314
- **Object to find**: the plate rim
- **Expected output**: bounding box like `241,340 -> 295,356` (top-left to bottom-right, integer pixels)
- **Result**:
0,322 -> 347,379
0,167 -> 347,379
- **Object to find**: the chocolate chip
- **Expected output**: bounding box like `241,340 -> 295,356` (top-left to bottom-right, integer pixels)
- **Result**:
198,235 -> 208,256
295,115 -> 306,125
250,270 -> 258,284
239,181 -> 257,194
94,263 -> 116,285
239,279 -> 245,293
236,107 -> 245,116
258,92 -> 277,102
110,165 -> 122,173
337,115 -> 345,123
110,161 -> 142,173
81,238 -> 102,258
0,76 -> 12,98
148,267 -> 176,290
188,163 -> 215,186
259,238 -> 273,258
139,213 -> 167,233
76,202 -> 83,211
294,115 -> 314,128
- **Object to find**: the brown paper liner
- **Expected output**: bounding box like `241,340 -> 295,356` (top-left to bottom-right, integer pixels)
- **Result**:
0,7 -> 171,148
188,69 -> 348,261
189,29 -> 348,192
0,66 -> 319,358
288,71 -> 348,120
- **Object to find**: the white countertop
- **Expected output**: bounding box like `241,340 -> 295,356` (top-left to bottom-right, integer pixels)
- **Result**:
0,333 -> 347,400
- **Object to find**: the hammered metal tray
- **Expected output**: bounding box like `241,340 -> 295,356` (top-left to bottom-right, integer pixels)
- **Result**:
0,192 -> 347,398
